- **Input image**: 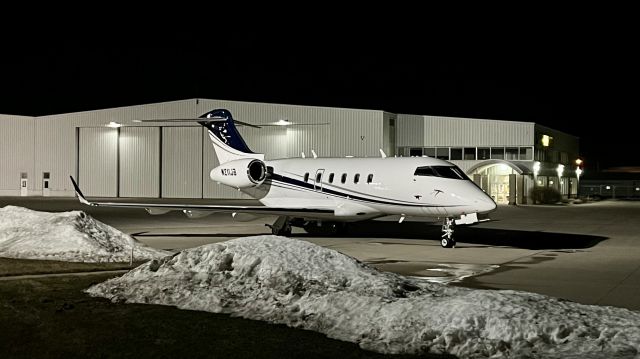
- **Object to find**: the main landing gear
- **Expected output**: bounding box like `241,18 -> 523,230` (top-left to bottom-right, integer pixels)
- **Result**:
266,216 -> 292,236
441,218 -> 456,248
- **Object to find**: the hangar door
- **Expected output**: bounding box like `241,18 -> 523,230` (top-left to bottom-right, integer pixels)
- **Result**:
162,127 -> 202,198
119,127 -> 160,197
78,128 -> 118,196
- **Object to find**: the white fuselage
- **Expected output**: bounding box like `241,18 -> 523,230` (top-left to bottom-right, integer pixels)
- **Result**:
240,156 -> 496,221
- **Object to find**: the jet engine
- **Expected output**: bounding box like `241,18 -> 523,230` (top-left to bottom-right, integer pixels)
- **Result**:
210,158 -> 267,189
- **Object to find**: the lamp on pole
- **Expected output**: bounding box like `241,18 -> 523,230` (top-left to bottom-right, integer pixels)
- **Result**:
533,161 -> 541,186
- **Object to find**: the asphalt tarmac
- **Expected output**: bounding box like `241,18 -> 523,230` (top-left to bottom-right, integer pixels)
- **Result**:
2,197 -> 638,311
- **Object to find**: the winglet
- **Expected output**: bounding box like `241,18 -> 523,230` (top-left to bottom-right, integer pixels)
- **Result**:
69,176 -> 94,206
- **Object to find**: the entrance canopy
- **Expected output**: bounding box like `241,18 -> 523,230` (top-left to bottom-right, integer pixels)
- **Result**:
467,160 -> 532,176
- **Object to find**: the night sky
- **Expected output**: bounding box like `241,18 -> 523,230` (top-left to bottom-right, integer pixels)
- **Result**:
1,29 -> 637,170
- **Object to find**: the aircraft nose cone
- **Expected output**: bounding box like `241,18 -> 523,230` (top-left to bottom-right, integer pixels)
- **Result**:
475,196 -> 497,213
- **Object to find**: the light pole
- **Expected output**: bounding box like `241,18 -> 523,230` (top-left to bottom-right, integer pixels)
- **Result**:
575,159 -> 583,199
576,167 -> 583,198
556,164 -> 565,195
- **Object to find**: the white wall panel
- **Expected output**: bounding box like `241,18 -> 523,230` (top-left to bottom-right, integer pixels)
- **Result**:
119,127 -> 160,197
0,115 -> 35,195
162,127 -> 203,198
396,114 -> 424,147
38,99 -> 197,196
422,116 -> 534,147
79,128 -> 118,197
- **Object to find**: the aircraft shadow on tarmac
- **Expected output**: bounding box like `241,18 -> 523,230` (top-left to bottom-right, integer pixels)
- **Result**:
133,221 -> 607,251
320,222 -> 608,250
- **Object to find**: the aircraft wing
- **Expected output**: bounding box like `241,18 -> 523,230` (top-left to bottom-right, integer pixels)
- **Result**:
69,176 -> 333,216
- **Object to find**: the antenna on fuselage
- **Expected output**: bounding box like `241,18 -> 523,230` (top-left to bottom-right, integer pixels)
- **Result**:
379,149 -> 387,158
301,152 -> 306,158
311,150 -> 317,159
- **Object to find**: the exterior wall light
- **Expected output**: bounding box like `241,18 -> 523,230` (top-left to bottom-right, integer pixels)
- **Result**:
106,121 -> 122,128
556,164 -> 564,179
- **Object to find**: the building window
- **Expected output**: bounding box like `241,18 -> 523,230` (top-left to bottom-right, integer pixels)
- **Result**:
341,173 -> 347,184
478,148 -> 490,160
409,148 -> 423,157
367,174 -> 374,183
424,147 -> 436,157
450,148 -> 463,160
519,147 -> 533,160
436,148 -> 449,160
328,173 -> 334,183
304,173 -> 309,182
491,147 -> 504,159
354,174 -> 360,184
506,147 -> 519,160
560,152 -> 568,164
464,148 -> 476,160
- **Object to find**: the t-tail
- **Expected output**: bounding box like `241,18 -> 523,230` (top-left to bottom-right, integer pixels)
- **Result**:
198,109 -> 264,164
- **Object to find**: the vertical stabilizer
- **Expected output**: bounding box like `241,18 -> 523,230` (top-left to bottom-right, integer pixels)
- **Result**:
198,109 -> 264,164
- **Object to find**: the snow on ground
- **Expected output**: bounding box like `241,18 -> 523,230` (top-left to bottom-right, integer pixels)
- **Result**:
87,235 -> 640,358
0,206 -> 169,262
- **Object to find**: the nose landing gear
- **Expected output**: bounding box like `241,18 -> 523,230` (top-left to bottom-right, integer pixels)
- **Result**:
441,218 -> 456,248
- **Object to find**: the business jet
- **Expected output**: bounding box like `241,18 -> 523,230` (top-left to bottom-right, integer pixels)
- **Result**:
70,109 -> 496,248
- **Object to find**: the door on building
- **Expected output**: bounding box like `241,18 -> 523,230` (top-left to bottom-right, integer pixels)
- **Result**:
469,163 -> 517,205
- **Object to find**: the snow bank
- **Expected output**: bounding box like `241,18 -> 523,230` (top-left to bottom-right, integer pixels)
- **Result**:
87,235 -> 640,358
0,206 -> 169,262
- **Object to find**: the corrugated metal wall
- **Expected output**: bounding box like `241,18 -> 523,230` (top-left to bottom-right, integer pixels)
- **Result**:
36,99 -> 197,196
162,127 -> 203,198
396,114 -> 424,147
119,127 -> 160,198
425,115 -> 534,146
397,114 -> 534,147
78,127 -> 118,197
0,115 -> 35,195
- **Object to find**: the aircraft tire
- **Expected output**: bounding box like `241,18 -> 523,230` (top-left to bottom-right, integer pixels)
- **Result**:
441,237 -> 455,248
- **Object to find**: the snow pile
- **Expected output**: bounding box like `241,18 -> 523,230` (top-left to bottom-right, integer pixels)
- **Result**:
0,206 -> 169,262
87,235 -> 640,358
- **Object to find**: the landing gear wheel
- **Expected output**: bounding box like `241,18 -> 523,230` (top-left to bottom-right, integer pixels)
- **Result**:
441,218 -> 456,248
441,237 -> 456,248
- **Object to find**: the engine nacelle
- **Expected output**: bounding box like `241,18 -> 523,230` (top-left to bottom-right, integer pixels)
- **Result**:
210,158 -> 267,189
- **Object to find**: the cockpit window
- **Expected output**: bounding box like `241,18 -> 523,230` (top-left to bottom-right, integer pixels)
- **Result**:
414,166 -> 469,180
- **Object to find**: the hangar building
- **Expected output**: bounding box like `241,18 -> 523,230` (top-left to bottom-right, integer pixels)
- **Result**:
0,99 -> 579,204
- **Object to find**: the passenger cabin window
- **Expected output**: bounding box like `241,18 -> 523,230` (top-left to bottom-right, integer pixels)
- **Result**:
367,174 -> 373,183
414,166 -> 468,180
354,174 -> 360,184
316,173 -> 322,183
304,173 -> 309,182
341,173 -> 347,184
328,173 -> 334,183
